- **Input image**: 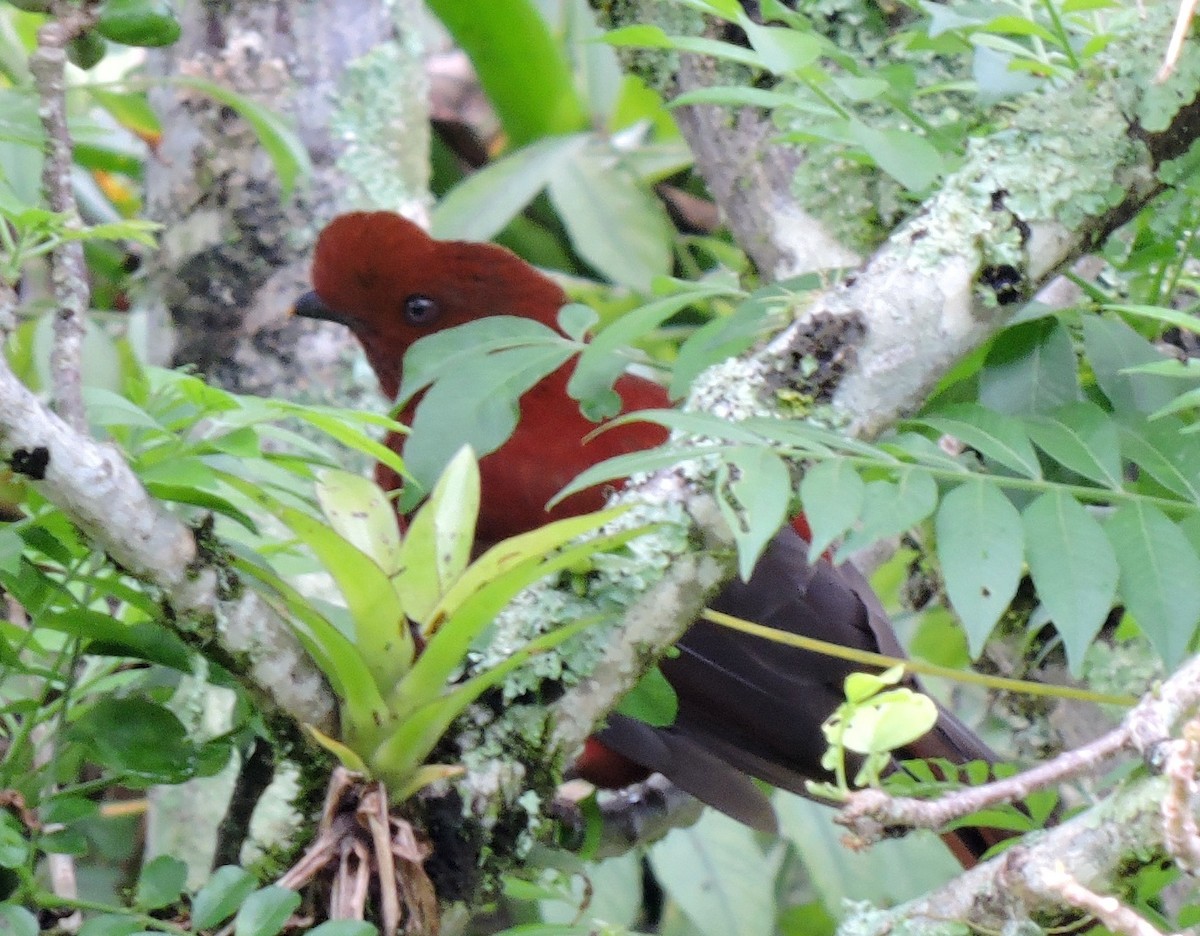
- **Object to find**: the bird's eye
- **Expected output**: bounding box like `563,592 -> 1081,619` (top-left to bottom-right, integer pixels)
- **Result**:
403,294 -> 441,326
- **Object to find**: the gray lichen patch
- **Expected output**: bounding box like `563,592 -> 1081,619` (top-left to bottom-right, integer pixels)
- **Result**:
903,77 -> 1142,289
332,37 -> 431,215
686,355 -> 774,422
436,501 -> 704,882
465,500 -> 693,702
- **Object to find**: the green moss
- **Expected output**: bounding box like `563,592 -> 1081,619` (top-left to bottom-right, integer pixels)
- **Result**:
791,156 -> 897,255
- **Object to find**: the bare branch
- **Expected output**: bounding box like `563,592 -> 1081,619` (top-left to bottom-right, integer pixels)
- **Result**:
839,724 -> 1131,843
28,4 -> 96,431
1033,867 -> 1171,936
1160,718 -> 1200,874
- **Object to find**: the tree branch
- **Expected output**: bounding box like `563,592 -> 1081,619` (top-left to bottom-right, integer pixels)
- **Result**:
0,348 -> 337,731
28,3 -> 97,431
539,5 -> 1189,765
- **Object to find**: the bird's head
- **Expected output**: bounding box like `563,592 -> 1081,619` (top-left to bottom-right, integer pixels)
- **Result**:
295,211 -> 568,397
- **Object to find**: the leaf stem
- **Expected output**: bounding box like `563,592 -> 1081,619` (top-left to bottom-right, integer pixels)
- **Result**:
702,608 -> 1138,706
32,891 -> 191,934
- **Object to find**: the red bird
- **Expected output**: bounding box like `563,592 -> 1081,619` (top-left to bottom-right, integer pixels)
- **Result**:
295,211 -> 1007,864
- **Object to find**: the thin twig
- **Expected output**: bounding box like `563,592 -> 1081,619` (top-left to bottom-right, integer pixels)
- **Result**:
840,723 -> 1131,839
27,3 -> 97,431
1160,718 -> 1200,874
1156,0 -> 1198,82
1039,864 -> 1171,936
840,653 -> 1200,843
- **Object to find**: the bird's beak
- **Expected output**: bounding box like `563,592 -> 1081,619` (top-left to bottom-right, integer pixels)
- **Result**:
293,290 -> 348,326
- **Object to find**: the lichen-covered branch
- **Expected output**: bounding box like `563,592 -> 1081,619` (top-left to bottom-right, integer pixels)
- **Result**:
0,350 -> 336,731
538,3 -> 1196,765
143,0 -> 426,397
843,772 -> 1171,933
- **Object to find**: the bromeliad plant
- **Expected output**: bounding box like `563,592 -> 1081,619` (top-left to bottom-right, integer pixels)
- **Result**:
228,446 -> 645,802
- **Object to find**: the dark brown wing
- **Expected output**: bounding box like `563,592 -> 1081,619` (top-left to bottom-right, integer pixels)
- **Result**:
595,524 -> 1008,864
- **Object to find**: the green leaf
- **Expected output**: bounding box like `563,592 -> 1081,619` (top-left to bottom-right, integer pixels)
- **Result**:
0,813 -> 29,869
306,923 -> 378,936
68,698 -> 197,784
144,482 -> 259,533
1082,315 -> 1178,416
550,442 -> 727,509
374,614 -> 599,795
220,473 -> 414,692
315,469 -> 402,576
841,689 -> 938,754
1149,385 -> 1200,421
799,460 -> 864,561
935,482 -> 1023,656
394,446 -> 480,627
603,26 -> 765,69
41,797 -> 98,826
558,303 -> 599,343
1105,503 -> 1200,667
979,317 -> 1081,414
847,123 -> 943,191
22,611 -> 193,668
0,906 -> 37,936
432,135 -> 588,242
191,866 -> 258,929
718,446 -> 791,580
838,469 -> 938,558
538,853 -> 643,928
981,14 -> 1059,42
1022,492 -> 1118,674
1104,303 -> 1200,335
570,284 -> 741,416
547,140 -> 673,290
84,386 -> 165,431
775,792 -> 958,909
1024,402 -> 1122,488
231,555 -> 388,733
834,75 -> 891,102
843,666 -> 903,702
671,86 -> 803,109
172,77 -> 310,197
95,0 -> 180,46
77,915 -> 144,936
649,810 -> 778,936
671,289 -> 783,398
743,22 -> 822,73
396,317 -> 569,408
425,0 -> 588,146
391,512 -> 642,715
1118,419 -> 1200,501
89,88 -> 161,139
266,402 -> 407,482
0,527 -> 27,575
673,0 -> 743,16
135,855 -> 187,910
233,886 -> 300,936
404,344 -> 574,491
616,666 -> 679,727
40,827 -> 88,856
916,403 -> 1042,478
